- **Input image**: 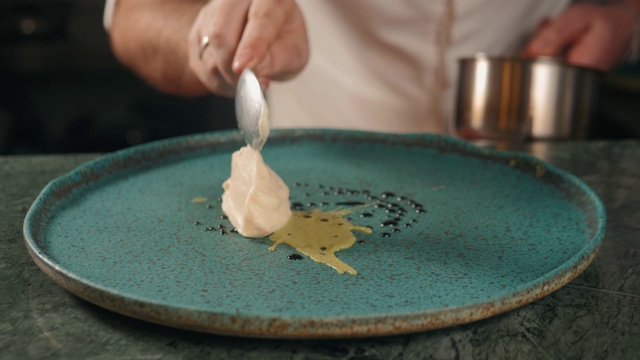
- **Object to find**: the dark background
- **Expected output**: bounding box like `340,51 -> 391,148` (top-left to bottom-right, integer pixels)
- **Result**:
0,0 -> 236,155
1,0 -> 639,155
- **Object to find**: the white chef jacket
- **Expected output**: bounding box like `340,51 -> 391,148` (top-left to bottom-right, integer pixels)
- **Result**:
104,0 -> 570,134
268,0 -> 569,134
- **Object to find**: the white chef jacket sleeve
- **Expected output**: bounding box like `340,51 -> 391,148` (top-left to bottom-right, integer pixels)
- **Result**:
103,0 -> 117,32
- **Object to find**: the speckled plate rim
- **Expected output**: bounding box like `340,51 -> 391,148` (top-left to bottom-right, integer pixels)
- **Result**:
23,129 -> 606,339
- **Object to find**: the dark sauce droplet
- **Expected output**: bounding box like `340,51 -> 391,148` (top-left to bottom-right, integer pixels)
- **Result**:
219,230 -> 228,235
291,202 -> 305,210
320,247 -> 327,251
320,218 -> 329,222
231,228 -> 238,233
360,212 -> 373,218
206,205 -> 213,209
381,232 -> 391,238
416,208 -> 426,214
403,223 -> 412,227
288,254 -> 303,260
381,220 -> 398,227
358,240 -> 365,244
392,228 -> 401,233
381,192 -> 395,199
336,201 -> 365,206
220,215 -> 228,220
194,221 -> 201,226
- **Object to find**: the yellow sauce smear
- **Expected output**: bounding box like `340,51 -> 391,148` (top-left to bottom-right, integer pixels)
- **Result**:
191,197 -> 208,203
269,209 -> 372,275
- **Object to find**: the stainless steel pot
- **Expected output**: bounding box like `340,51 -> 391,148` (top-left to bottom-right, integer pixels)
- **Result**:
454,55 -> 601,141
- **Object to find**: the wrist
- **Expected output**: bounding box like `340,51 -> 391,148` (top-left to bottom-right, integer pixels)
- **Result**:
616,0 -> 640,63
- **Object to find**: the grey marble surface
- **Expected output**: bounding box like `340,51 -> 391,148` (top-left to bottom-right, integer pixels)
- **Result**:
1,140 -> 639,360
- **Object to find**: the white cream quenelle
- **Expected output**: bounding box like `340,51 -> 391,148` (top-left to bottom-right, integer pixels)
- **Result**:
221,146 -> 292,238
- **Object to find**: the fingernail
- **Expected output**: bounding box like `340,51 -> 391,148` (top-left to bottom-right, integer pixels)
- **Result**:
529,39 -> 546,52
537,18 -> 550,30
529,38 -> 554,55
232,51 -> 253,72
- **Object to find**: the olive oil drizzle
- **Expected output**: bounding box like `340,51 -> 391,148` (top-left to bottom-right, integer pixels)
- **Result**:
269,209 -> 371,275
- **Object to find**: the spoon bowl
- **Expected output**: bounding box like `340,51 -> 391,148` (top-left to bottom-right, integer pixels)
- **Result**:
235,68 -> 270,150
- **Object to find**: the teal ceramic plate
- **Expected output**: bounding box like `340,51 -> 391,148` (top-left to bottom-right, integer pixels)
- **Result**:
24,130 -> 606,338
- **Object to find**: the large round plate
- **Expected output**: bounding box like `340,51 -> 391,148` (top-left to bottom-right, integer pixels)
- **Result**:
24,130 -> 606,338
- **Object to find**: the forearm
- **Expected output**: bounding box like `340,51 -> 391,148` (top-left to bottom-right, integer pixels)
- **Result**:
110,0 -> 208,96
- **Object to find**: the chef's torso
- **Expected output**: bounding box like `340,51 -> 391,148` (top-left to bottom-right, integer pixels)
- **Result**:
268,0 -> 570,133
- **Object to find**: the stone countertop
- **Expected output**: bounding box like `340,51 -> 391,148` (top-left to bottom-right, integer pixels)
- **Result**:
1,140 -> 639,360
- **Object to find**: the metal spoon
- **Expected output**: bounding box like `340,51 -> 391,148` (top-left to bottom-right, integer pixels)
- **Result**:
235,68 -> 270,150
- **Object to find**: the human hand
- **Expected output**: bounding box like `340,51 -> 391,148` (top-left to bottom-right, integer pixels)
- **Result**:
188,0 -> 309,97
522,3 -> 636,71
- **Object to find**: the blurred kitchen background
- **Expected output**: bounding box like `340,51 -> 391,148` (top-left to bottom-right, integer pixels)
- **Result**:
1,0 -> 639,155
0,0 -> 236,155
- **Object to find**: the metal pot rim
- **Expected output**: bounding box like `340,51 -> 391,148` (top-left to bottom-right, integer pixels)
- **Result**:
457,53 -> 603,75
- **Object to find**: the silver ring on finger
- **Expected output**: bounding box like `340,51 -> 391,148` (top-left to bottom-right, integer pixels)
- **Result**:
198,36 -> 210,60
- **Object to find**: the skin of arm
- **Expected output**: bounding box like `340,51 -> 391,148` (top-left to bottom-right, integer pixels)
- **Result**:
110,0 -> 209,96
109,0 -> 308,98
523,0 -> 640,71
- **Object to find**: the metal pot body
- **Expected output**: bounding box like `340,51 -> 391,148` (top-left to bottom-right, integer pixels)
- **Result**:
454,56 -> 600,141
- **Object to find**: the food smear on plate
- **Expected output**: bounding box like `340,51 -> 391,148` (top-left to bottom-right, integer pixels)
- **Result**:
269,208 -> 372,275
191,197 -> 208,203
208,180 -> 428,274
221,146 -> 291,237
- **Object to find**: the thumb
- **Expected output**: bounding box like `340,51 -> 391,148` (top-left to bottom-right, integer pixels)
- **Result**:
523,9 -> 590,58
231,0 -> 294,73
252,36 -> 309,81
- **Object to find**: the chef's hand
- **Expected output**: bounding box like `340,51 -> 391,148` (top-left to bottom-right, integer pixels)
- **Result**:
188,0 -> 309,97
522,3 -> 636,71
